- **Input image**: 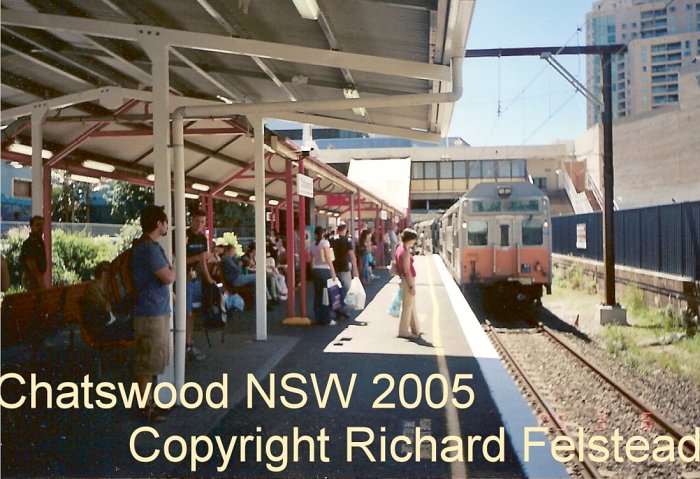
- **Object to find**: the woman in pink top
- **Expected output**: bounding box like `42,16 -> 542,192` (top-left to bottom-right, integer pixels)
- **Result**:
395,228 -> 421,339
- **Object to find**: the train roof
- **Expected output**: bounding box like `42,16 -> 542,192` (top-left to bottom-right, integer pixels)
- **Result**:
463,182 -> 546,200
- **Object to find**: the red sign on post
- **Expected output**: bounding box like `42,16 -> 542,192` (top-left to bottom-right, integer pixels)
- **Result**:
325,194 -> 350,207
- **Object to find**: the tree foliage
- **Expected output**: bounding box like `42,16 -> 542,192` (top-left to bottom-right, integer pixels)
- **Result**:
105,180 -> 154,224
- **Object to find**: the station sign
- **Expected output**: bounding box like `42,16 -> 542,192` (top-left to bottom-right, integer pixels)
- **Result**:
380,210 -> 388,220
297,173 -> 313,198
576,223 -> 587,249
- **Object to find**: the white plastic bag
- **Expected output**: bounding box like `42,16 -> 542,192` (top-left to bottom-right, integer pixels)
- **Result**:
344,277 -> 366,311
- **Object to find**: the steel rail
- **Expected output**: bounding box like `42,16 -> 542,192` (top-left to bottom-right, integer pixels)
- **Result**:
540,325 -> 696,458
484,321 -> 603,479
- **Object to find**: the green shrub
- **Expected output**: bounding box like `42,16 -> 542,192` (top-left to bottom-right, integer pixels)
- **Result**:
51,229 -> 117,282
2,227 -> 118,291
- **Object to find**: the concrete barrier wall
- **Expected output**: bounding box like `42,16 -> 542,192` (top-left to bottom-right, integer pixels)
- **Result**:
553,253 -> 700,316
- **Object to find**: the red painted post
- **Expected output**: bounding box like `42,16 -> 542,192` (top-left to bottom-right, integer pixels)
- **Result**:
298,158 -> 307,319
42,164 -> 52,288
285,160 -> 296,318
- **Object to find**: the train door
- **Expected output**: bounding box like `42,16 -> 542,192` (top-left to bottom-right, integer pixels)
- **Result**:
494,217 -> 515,277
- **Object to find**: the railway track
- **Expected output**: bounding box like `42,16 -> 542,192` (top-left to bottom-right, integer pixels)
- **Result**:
484,319 -> 699,479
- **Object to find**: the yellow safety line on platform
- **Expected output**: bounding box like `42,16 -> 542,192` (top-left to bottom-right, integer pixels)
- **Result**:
427,260 -> 469,479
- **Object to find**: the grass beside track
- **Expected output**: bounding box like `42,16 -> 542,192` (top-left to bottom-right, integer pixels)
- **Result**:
546,266 -> 700,384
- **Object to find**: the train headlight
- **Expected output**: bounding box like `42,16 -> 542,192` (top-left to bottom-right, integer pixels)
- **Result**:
462,222 -> 467,229
543,220 -> 550,229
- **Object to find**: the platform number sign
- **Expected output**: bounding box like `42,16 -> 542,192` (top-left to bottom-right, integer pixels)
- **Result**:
576,223 -> 587,250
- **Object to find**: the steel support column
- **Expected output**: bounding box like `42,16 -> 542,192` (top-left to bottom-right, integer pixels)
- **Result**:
285,159 -> 296,318
298,158 -> 307,319
142,37 -> 176,397
31,109 -> 50,287
206,194 -> 215,247
601,53 -> 616,307
252,116 -> 268,340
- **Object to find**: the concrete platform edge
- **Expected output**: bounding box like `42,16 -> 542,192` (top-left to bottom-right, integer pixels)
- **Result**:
432,255 -> 568,479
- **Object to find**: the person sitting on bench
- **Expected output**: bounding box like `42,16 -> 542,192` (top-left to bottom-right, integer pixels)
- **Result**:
220,245 -> 256,291
81,261 -> 134,342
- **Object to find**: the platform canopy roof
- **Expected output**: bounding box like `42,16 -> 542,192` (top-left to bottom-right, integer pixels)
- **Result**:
1,0 -> 475,219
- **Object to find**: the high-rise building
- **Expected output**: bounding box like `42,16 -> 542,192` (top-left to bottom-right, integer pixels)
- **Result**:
586,0 -> 700,126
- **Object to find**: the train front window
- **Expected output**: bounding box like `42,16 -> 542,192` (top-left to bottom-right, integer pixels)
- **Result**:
467,220 -> 488,246
522,219 -> 544,245
472,200 -> 501,212
499,224 -> 510,246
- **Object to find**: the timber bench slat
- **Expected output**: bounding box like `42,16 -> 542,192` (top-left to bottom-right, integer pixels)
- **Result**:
1,283 -> 88,349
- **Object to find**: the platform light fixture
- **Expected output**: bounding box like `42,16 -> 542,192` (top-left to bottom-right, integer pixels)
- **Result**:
8,143 -> 53,159
9,161 -> 23,169
224,190 -> 239,198
249,195 -> 256,201
147,174 -> 155,181
184,192 -> 199,200
343,87 -> 367,117
292,0 -> 319,20
318,209 -> 326,214
191,183 -> 210,192
334,213 -> 340,217
268,199 -> 279,206
71,174 -> 100,184
81,160 -> 115,173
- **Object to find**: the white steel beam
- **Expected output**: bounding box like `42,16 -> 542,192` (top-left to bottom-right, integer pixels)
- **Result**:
274,111 -> 441,143
141,37 -> 177,398
170,47 -> 247,102
30,109 -> 47,217
3,44 -> 94,87
1,10 -> 451,82
253,116 -> 268,340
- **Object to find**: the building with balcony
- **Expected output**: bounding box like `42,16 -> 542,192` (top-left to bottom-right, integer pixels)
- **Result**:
587,0 -> 700,126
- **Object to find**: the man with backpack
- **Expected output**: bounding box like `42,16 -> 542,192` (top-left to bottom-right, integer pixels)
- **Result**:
131,204 -> 175,422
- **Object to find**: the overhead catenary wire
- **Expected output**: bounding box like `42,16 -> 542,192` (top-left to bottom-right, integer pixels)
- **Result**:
478,26 -> 584,149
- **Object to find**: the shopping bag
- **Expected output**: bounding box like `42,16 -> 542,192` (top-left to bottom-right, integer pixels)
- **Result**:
388,260 -> 399,276
388,287 -> 402,317
344,277 -> 366,311
326,278 -> 342,311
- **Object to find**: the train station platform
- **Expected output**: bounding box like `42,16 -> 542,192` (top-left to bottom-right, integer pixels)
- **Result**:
1,256 -> 567,478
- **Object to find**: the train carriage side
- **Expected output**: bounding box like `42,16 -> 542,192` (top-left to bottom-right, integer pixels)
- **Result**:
458,182 -> 552,304
439,200 -> 464,282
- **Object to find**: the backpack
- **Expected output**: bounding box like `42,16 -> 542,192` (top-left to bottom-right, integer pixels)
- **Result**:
105,237 -> 144,316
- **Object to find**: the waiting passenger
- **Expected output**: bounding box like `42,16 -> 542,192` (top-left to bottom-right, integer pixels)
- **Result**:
19,216 -> 47,290
396,228 -> 421,340
81,261 -> 133,342
131,204 -> 175,422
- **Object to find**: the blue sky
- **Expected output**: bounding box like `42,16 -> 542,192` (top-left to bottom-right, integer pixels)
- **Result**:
448,0 -> 594,146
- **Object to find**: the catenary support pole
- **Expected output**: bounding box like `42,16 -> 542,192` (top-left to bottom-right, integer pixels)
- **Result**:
601,53 -> 616,307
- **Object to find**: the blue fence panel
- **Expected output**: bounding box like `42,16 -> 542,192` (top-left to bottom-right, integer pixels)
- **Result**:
681,202 -> 700,279
659,204 -> 683,275
552,201 -> 700,281
621,209 -> 642,269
